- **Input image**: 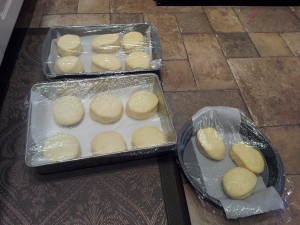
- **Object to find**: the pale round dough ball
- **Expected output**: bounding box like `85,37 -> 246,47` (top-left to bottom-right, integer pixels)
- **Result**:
52,96 -> 84,126
54,56 -> 84,74
57,34 -> 82,57
91,34 -> 121,53
91,54 -> 122,72
222,167 -> 257,200
92,131 -> 127,155
125,51 -> 150,70
196,127 -> 226,161
230,143 -> 265,174
90,94 -> 123,124
43,133 -> 80,161
123,31 -> 145,54
132,126 -> 167,149
126,91 -> 158,120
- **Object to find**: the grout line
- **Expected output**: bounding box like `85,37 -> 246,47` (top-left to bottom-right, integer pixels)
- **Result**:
279,32 -> 297,57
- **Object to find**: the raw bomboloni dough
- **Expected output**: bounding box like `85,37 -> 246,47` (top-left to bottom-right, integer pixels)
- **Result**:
230,143 -> 265,174
54,56 -> 84,74
132,126 -> 167,148
90,94 -> 123,124
91,54 -> 122,72
222,167 -> 257,200
92,131 -> 127,154
196,127 -> 225,161
57,34 -> 82,57
123,31 -> 145,54
91,34 -> 121,53
43,133 -> 80,161
125,51 -> 150,70
126,91 -> 158,120
52,96 -> 84,126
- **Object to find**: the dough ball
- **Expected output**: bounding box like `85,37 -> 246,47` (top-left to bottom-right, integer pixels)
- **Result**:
92,131 -> 127,154
196,127 -> 225,161
57,34 -> 82,57
43,133 -> 80,161
91,54 -> 122,72
90,94 -> 123,124
132,126 -> 167,149
54,56 -> 84,74
123,31 -> 145,54
126,91 -> 158,120
53,96 -> 84,126
230,143 -> 265,174
91,34 -> 121,53
222,167 -> 257,200
125,51 -> 150,70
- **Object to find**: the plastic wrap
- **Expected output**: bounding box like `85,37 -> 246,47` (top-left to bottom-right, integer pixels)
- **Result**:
25,74 -> 176,173
177,106 -> 286,219
42,24 -> 162,79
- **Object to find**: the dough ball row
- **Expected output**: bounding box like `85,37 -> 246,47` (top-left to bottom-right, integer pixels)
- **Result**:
52,91 -> 159,126
55,32 -> 150,74
42,126 -> 167,162
195,127 -> 265,200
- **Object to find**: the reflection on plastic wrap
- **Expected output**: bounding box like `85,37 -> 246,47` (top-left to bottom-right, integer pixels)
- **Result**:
42,24 -> 163,78
26,74 -> 176,173
177,106 -> 287,219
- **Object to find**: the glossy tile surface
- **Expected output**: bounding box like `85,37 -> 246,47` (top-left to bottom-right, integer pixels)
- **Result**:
228,57 -> 300,126
45,0 -> 78,14
110,14 -> 144,24
249,33 -> 293,57
144,13 -> 187,60
205,7 -> 244,33
183,34 -> 237,90
262,126 -> 300,175
78,0 -> 110,13
234,7 -> 300,32
281,33 -> 300,56
176,13 -> 213,34
216,32 -> 259,58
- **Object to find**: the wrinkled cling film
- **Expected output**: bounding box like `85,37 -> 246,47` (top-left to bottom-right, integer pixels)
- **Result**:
41,24 -> 163,78
25,74 -> 176,172
177,106 -> 288,220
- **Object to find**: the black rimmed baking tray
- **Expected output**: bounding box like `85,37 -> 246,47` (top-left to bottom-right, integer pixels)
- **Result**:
177,107 -> 285,209
42,24 -> 162,79
25,73 -> 176,173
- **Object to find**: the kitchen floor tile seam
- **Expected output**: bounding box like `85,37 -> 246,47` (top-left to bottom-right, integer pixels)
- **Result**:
216,32 -> 261,58
181,33 -> 239,91
279,33 -> 299,57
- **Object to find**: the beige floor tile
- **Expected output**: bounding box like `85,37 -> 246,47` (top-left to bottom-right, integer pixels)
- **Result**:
45,0 -> 78,14
161,60 -> 197,91
78,0 -> 109,13
249,33 -> 293,57
144,13 -> 187,60
281,33 -> 300,56
205,7 -> 244,33
290,6 -> 300,19
234,7 -> 300,32
164,90 -> 249,132
239,175 -> 300,225
176,13 -> 213,34
183,184 -> 239,225
41,14 -> 110,27
110,14 -> 143,24
228,57 -> 300,126
183,34 -> 237,90
216,33 -> 259,58
111,0 -> 203,13
262,126 -> 300,175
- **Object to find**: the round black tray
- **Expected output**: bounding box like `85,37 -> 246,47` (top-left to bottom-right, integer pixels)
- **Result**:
177,118 -> 285,209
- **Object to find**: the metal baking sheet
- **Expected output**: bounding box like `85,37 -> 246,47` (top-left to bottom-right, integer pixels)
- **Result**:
42,24 -> 162,79
26,73 -> 176,173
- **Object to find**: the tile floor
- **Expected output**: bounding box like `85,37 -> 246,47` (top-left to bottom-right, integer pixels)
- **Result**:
17,0 -> 300,224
